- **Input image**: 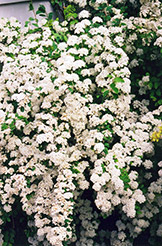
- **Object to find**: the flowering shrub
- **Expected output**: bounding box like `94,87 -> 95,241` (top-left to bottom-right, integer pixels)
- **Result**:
0,0 -> 162,246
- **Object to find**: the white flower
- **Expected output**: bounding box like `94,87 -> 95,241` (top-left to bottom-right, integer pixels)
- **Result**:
67,35 -> 79,46
11,93 -> 25,102
3,204 -> 12,212
90,173 -> 100,183
72,60 -> 85,70
58,42 -> 67,51
0,110 -> 5,122
38,19 -> 47,27
93,183 -> 101,191
94,143 -> 105,153
158,161 -> 162,167
132,189 -> 146,203
143,160 -> 153,169
92,17 -> 103,23
78,10 -> 91,19
63,192 -> 73,199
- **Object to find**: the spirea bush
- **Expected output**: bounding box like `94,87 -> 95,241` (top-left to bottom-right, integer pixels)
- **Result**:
0,0 -> 162,245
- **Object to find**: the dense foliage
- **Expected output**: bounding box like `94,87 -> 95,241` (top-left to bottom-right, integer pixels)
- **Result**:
0,0 -> 162,246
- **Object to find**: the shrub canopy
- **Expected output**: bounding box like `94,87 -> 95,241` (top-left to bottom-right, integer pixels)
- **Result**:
0,1 -> 162,246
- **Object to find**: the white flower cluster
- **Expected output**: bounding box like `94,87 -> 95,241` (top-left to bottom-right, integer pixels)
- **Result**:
0,0 -> 162,245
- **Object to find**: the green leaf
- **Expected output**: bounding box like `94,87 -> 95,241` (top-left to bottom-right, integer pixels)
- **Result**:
25,21 -> 30,27
32,23 -> 39,27
26,192 -> 35,200
68,87 -> 73,93
36,86 -> 42,91
15,114 -> 29,125
120,168 -> 130,190
6,53 -> 15,59
103,90 -> 109,97
2,242 -> 8,246
36,5 -> 46,14
104,143 -> 109,148
29,2 -> 34,11
70,20 -> 78,26
1,123 -> 8,131
102,214 -> 108,219
110,83 -> 119,94
101,163 -> 106,173
37,13 -> 46,17
9,120 -> 16,131
156,89 -> 161,97
148,82 -> 153,89
103,148 -> 108,155
157,99 -> 162,105
70,167 -> 80,174
114,77 -> 124,83
63,35 -> 68,42
29,17 -> 35,21
52,42 -> 57,50
20,107 -> 24,112
48,12 -> 53,20
106,6 -> 113,12
7,217 -> 11,222
150,95 -> 157,101
154,80 -> 159,89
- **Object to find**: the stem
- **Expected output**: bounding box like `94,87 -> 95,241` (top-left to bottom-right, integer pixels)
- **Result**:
30,0 -> 37,21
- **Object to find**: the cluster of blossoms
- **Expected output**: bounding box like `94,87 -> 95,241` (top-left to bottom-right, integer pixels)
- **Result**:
0,0 -> 162,245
